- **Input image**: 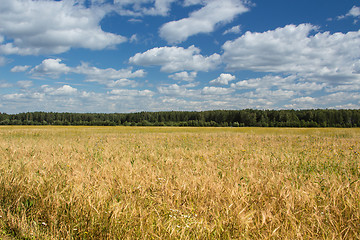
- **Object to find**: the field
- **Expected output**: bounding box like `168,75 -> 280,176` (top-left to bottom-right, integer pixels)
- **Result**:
0,126 -> 359,239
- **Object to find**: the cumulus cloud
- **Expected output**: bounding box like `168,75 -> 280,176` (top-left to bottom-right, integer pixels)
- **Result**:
222,24 -> 360,83
113,0 -> 176,16
158,83 -> 234,100
52,85 -> 78,96
158,84 -> 198,97
159,0 -> 249,44
291,96 -> 316,104
0,81 -> 12,88
74,62 -> 146,87
230,75 -> 287,89
319,92 -> 360,106
30,59 -> 71,78
202,86 -> 234,95
210,73 -> 236,85
231,77 -> 263,89
11,65 -> 31,72
17,80 -> 33,89
338,6 -> 360,20
41,85 -> 78,96
347,6 -> 360,17
0,84 -> 101,112
286,92 -> 360,109
28,59 -> 145,87
223,25 -> 242,35
0,56 -> 6,66
2,93 -> 26,101
183,0 -> 203,6
325,83 -> 360,93
282,82 -> 326,92
107,79 -> 139,88
109,89 -> 154,97
0,0 -> 126,55
128,18 -> 143,23
129,45 -> 221,72
142,0 -> 177,16
231,75 -> 326,93
251,88 -> 296,101
169,71 -> 197,82
228,74 -> 331,108
0,81 -> 158,113
130,34 -> 138,43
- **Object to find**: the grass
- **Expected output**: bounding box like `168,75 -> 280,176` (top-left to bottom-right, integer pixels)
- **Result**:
0,126 -> 359,239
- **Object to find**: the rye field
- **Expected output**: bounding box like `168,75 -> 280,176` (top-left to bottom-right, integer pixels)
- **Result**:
0,126 -> 359,239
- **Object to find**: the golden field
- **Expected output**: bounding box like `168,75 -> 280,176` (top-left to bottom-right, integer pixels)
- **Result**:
0,126 -> 359,239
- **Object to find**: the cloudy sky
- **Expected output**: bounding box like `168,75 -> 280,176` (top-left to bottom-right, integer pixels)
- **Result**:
1,0 -> 360,113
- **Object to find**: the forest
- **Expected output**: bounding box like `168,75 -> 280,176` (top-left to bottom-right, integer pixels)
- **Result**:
0,109 -> 359,127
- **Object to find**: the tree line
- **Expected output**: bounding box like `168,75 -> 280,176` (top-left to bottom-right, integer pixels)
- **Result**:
0,109 -> 359,127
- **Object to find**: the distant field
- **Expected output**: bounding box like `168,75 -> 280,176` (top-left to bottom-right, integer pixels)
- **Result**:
0,126 -> 359,239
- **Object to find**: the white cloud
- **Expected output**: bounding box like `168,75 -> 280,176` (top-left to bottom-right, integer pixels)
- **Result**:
325,83 -> 360,92
17,80 -> 33,89
223,24 -> 318,72
2,1 -> 360,112
282,81 -> 326,92
169,71 -> 197,82
231,77 -> 264,89
202,86 -> 234,95
183,0 -> 203,7
130,34 -> 138,43
0,82 -> 158,113
157,83 -> 235,104
30,59 -> 71,78
4,85 -> 78,100
157,84 -> 198,97
347,6 -> 360,18
0,0 -> 126,55
43,85 -> 78,96
159,0 -> 249,44
3,93 -> 25,101
28,59 -> 145,87
230,74 -> 328,99
143,0 -> 177,16
107,79 -> 138,88
109,89 -> 154,97
129,45 -> 221,72
291,96 -> 316,104
334,103 -> 360,109
223,25 -> 241,35
0,81 -> 12,88
74,62 -> 146,86
113,0 -> 176,16
229,74 -> 320,104
338,6 -> 360,20
230,74 -> 325,92
11,65 -> 31,72
210,73 -> 236,85
250,88 -> 296,100
222,24 -> 360,84
230,75 -> 290,90
0,56 -> 6,66
128,18 -> 143,23
318,92 -> 360,106
0,85 -> 103,112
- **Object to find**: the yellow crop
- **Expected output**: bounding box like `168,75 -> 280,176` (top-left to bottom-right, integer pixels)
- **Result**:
0,126 -> 359,239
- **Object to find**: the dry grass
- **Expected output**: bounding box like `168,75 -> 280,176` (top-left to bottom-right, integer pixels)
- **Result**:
0,126 -> 359,239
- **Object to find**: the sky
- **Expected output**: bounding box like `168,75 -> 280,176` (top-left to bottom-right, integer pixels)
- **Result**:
0,0 -> 360,113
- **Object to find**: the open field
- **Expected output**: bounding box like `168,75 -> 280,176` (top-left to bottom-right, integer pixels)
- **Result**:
0,126 -> 359,239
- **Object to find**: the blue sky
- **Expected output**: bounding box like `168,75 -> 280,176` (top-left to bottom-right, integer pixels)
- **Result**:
0,0 -> 359,113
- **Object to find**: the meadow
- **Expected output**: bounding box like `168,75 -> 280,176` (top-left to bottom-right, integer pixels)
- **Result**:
0,126 -> 359,239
